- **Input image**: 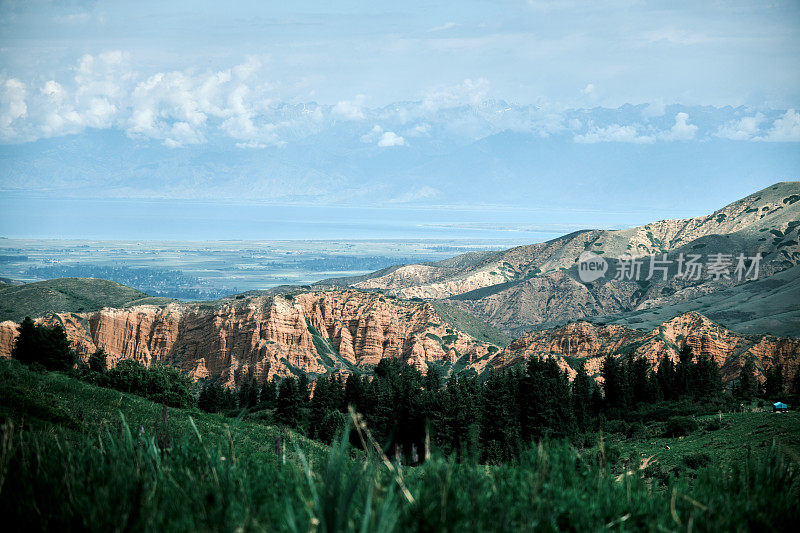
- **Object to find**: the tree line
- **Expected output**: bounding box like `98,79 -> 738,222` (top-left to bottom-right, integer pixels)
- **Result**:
11,315 -> 798,464
198,345 -> 799,464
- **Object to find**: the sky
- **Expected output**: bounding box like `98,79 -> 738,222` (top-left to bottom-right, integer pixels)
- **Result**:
1,1 -> 799,239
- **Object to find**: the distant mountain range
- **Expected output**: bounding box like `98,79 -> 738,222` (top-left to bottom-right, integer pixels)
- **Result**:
324,182 -> 800,336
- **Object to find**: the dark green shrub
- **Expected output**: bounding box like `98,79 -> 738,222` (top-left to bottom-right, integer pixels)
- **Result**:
642,462 -> 671,486
683,452 -> 712,470
604,419 -> 629,436
88,349 -> 107,373
701,417 -> 726,431
316,410 -> 346,444
628,421 -> 648,439
101,359 -> 194,408
664,416 -> 699,437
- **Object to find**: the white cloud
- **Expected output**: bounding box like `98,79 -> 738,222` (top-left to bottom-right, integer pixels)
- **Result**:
428,22 -> 458,32
53,12 -> 93,25
660,112 -> 697,141
422,78 -> 489,111
757,109 -> 800,142
642,28 -> 710,46
405,122 -> 431,137
715,113 -> 765,140
332,95 -> 366,120
83,97 -> 117,128
575,113 -> 697,144
2,50 -> 798,151
360,125 -> 407,147
574,123 -> 655,144
377,131 -> 406,147
0,77 -> 27,140
360,124 -> 383,143
0,52 -> 290,146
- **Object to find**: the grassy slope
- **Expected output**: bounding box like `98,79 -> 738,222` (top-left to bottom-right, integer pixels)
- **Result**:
0,277 -> 152,322
597,265 -> 800,337
0,359 -> 326,463
2,358 -> 797,475
430,300 -> 513,347
611,411 -> 800,473
2,360 -> 799,531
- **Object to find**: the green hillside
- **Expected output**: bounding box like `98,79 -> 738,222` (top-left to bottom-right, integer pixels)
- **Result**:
0,277 -> 152,322
430,300 -> 513,347
1,359 -> 798,531
599,265 -> 800,337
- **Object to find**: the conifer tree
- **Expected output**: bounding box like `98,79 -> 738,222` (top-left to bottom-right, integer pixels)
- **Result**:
260,378 -> 277,409
572,360 -> 593,431
343,373 -> 364,410
480,371 -> 519,463
309,375 -> 333,439
764,364 -> 784,400
88,348 -> 107,373
735,358 -> 759,401
12,316 -> 39,366
692,354 -> 722,400
675,345 -> 694,398
275,377 -> 300,428
656,355 -> 675,401
601,355 -> 626,411
13,317 -> 75,370
629,357 -> 650,406
238,379 -> 252,409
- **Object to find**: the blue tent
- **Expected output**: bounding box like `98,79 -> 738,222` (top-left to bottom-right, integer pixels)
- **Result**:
773,402 -> 788,410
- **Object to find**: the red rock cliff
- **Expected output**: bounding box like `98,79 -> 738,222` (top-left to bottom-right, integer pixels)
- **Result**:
0,290 -> 495,387
489,311 -> 800,386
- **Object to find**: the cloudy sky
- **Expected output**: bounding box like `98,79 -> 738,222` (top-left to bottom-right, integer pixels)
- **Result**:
1,1 -> 799,239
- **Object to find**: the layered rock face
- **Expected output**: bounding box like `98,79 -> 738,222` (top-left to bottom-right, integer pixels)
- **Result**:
0,290 -> 495,387
2,291 -> 796,389
487,311 -> 800,386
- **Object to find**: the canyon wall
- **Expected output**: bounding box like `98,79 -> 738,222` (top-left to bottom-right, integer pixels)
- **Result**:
0,290 -> 494,387
2,290 -> 798,388
485,311 -> 800,385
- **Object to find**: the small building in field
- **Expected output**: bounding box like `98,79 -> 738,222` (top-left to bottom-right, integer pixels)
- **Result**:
773,402 -> 788,412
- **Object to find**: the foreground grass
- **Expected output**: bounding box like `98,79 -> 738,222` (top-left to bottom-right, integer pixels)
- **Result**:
0,359 -> 328,464
1,360 -> 799,531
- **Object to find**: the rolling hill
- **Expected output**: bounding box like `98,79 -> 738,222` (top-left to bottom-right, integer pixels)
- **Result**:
0,277 -> 161,322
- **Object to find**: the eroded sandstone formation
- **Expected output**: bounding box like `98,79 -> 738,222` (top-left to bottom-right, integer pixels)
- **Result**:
0,290 -> 495,387
487,311 -> 800,386
2,289 -> 797,390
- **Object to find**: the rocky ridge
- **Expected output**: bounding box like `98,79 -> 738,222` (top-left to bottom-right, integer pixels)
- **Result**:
1,295 -> 797,389
483,311 -> 800,386
330,182 -> 800,334
0,290 -> 495,387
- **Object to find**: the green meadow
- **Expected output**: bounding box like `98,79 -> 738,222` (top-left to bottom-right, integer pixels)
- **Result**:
1,359 -> 799,532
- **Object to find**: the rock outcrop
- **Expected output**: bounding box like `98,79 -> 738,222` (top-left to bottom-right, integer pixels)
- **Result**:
487,311 -> 800,386
0,290 -> 496,387
2,290 -> 797,389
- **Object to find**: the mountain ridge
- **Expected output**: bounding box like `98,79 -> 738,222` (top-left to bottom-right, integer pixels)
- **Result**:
324,181 -> 800,334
